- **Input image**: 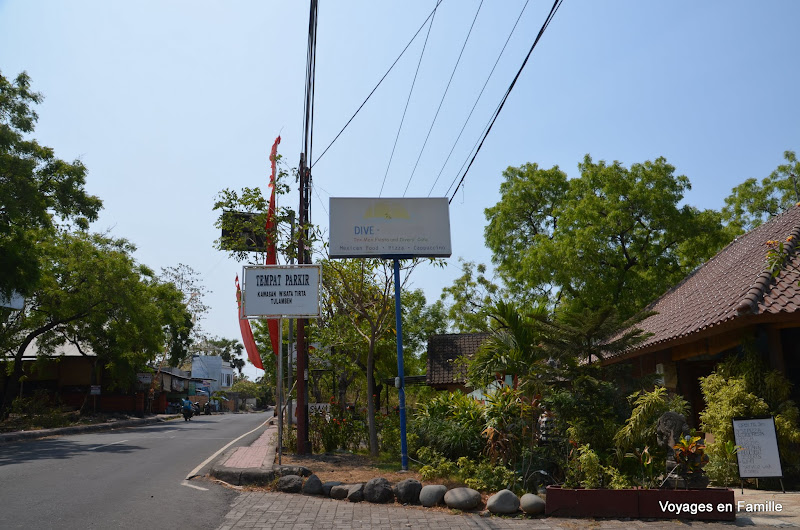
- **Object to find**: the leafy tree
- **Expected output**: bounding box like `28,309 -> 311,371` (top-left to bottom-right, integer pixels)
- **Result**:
399,288 -> 448,374
0,71 -> 102,299
484,156 -> 733,319
159,263 -> 210,366
203,336 -> 246,375
439,259 -> 499,332
230,378 -> 259,399
319,256 -> 420,456
723,150 -> 800,231
1,230 -> 192,417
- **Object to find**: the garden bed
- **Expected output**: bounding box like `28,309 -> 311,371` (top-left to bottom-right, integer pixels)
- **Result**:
545,485 -> 736,521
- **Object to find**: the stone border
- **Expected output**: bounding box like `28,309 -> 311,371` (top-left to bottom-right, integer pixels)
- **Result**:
220,469 -> 547,517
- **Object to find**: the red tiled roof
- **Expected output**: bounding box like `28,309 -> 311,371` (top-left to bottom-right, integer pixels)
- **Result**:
426,333 -> 489,386
613,204 -> 800,358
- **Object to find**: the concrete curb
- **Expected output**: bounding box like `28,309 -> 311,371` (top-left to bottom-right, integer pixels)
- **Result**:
0,415 -> 182,444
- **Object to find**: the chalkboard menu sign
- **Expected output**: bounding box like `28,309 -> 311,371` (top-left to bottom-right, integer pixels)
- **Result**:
732,416 -> 783,478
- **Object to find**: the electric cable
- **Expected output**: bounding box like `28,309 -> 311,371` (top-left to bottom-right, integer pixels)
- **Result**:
448,0 -> 564,203
311,0 -> 445,169
428,0 -> 530,197
379,1 -> 440,197
402,0 -> 484,197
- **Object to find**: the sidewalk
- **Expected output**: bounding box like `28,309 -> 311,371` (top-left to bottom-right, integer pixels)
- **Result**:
212,426 -> 800,529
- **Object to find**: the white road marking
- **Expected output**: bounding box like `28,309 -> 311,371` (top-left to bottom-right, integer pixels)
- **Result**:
89,440 -> 128,450
184,418 -> 269,481
181,480 -> 208,491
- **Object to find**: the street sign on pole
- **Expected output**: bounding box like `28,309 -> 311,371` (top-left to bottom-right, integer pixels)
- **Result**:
241,264 -> 321,318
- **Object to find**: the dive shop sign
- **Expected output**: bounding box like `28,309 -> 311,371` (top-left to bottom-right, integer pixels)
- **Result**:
241,264 -> 321,318
328,198 -> 452,258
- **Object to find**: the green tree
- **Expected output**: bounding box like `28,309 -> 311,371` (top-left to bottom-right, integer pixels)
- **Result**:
484,156 -> 733,319
230,378 -> 259,399
399,288 -> 448,374
0,71 -> 102,299
159,263 -> 210,367
203,337 -> 246,375
439,259 -> 499,332
723,150 -> 800,231
1,230 -> 192,417
320,257 -> 420,456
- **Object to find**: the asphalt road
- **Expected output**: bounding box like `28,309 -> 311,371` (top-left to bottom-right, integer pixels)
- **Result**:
0,412 -> 270,530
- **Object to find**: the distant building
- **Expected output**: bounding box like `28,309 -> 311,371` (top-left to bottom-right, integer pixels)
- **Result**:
426,333 -> 490,393
190,355 -> 234,394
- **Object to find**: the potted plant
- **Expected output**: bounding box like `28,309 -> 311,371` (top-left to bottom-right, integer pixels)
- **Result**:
673,435 -> 710,489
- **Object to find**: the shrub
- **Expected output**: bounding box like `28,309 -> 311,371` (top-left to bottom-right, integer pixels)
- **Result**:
411,392 -> 484,460
564,444 -> 603,489
482,386 -> 535,466
699,350 -> 800,483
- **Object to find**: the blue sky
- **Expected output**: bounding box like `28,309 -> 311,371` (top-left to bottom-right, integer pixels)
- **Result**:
2,1 -> 798,379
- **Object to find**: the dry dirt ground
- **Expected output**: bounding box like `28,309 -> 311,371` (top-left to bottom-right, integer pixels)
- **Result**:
275,451 -> 427,485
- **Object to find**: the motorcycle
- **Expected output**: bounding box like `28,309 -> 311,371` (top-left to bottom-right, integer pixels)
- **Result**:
183,407 -> 193,421
204,402 -> 211,415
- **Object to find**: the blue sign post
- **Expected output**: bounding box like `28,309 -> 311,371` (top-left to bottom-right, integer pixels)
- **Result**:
328,198 -> 452,471
393,258 -> 409,470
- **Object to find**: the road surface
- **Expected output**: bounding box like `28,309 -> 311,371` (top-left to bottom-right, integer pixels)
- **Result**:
0,412 -> 269,529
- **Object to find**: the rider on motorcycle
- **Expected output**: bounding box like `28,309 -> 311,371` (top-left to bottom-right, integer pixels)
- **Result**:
182,398 -> 194,421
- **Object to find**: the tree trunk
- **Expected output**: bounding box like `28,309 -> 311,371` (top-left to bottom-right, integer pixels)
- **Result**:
1,324 -> 57,420
366,339 -> 379,457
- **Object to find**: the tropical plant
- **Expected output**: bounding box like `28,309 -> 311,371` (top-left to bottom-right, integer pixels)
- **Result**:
705,440 -> 742,487
673,435 -> 709,477
614,386 -> 690,450
411,392 -> 484,460
482,386 -> 535,466
564,443 -> 603,489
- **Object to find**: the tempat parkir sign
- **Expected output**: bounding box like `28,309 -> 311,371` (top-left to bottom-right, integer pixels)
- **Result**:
328,198 -> 452,258
241,264 -> 321,318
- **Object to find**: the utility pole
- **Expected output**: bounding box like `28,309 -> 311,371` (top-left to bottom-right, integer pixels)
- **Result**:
297,0 -> 318,455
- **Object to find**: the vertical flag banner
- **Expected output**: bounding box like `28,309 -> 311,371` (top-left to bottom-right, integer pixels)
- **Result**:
236,275 -> 264,370
266,135 -> 282,356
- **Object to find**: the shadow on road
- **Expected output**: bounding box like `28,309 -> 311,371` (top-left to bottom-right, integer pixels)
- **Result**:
0,437 -> 144,466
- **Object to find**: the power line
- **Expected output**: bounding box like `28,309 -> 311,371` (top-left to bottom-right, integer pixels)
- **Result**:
429,0 -> 531,197
311,0 -> 445,170
379,1 -> 440,197
448,0 -> 564,203
402,0 -> 484,197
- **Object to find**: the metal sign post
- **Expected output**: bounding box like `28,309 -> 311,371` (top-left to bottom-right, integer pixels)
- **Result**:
328,197 -> 452,471
277,318 -> 283,465
393,258 -> 409,470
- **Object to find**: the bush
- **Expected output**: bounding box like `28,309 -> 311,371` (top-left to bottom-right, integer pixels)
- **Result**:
411,392 -> 484,460
700,350 -> 800,484
415,447 -> 519,493
482,386 -> 535,466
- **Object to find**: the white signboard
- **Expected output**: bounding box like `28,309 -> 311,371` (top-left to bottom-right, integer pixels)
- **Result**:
329,198 -> 452,258
733,416 -> 783,478
242,264 -> 321,318
308,403 -> 331,416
